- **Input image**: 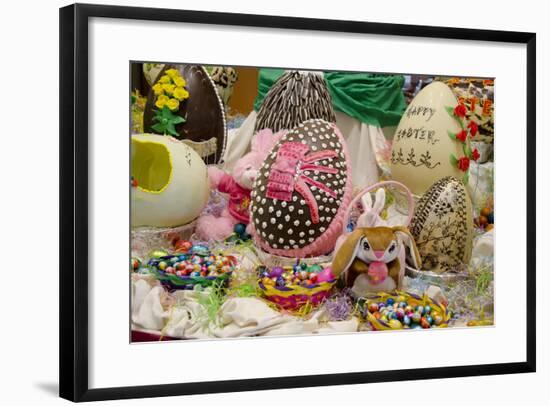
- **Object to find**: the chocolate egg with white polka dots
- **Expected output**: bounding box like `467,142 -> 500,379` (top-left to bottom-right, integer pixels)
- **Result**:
250,119 -> 352,257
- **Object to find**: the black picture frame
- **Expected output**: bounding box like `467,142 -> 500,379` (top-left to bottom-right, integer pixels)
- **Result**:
59,3 -> 536,402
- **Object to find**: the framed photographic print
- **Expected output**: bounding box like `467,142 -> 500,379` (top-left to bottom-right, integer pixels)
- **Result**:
59,3 -> 536,402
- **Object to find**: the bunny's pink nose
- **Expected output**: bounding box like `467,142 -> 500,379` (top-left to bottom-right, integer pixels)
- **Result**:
374,250 -> 385,259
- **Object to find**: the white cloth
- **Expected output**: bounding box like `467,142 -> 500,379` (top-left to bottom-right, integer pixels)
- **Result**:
131,279 -> 170,331
221,110 -> 389,190
131,278 -> 360,339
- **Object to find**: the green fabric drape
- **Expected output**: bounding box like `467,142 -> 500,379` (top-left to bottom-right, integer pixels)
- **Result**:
253,69 -> 285,111
253,68 -> 406,127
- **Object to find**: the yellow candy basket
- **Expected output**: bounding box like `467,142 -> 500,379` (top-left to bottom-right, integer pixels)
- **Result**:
363,291 -> 452,330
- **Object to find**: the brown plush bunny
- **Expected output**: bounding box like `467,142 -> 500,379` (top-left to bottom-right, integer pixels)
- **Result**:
332,226 -> 422,296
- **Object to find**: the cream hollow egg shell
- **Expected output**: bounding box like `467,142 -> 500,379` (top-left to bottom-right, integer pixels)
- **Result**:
250,119 -> 352,257
131,134 -> 209,227
409,176 -> 474,273
390,81 -> 464,196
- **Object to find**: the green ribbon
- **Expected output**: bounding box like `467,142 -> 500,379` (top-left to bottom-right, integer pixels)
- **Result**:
253,68 -> 406,127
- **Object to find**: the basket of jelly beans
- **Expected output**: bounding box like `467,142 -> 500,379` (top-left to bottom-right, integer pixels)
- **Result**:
360,291 -> 452,330
147,244 -> 237,290
257,263 -> 336,311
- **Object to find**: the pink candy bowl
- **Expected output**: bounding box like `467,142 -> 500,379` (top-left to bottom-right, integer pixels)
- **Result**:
258,277 -> 336,311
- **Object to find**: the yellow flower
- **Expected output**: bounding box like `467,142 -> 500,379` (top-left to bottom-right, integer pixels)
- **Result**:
173,76 -> 186,87
152,83 -> 164,96
165,68 -> 179,79
173,87 -> 190,101
159,75 -> 171,84
166,98 -> 180,111
155,94 -> 169,109
162,83 -> 176,95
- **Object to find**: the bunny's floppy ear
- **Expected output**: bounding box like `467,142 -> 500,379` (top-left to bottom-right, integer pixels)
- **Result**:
392,226 -> 422,269
331,228 -> 365,277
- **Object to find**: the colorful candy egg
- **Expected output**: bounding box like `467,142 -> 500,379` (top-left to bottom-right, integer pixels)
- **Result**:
131,258 -> 140,270
368,302 -> 379,313
174,239 -> 193,253
250,119 -> 352,257
317,267 -> 335,282
270,266 -> 284,278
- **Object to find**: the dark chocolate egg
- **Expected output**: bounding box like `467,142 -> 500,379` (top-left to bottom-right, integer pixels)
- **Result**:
255,71 -> 336,133
250,119 -> 352,257
144,65 -> 227,164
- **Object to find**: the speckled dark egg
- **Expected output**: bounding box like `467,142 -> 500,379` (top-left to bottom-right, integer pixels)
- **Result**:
250,119 -> 352,257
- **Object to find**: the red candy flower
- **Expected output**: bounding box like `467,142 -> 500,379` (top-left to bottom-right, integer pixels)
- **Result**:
472,148 -> 480,161
457,156 -> 470,172
455,130 -> 468,142
468,121 -> 478,137
454,104 -> 467,118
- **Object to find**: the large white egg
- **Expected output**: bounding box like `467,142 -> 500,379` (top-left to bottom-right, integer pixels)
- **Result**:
131,134 -> 209,227
390,81 -> 464,196
409,176 -> 474,273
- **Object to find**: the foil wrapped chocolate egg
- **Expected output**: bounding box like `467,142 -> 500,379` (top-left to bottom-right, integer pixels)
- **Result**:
250,119 -> 352,257
143,65 -> 227,164
410,176 -> 474,273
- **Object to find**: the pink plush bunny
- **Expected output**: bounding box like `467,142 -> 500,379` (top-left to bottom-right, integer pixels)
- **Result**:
196,129 -> 285,241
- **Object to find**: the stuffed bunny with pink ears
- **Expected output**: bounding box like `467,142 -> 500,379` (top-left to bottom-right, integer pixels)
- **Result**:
196,129 -> 285,241
332,181 -> 418,296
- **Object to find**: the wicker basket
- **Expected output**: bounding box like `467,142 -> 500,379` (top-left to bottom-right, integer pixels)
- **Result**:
362,291 -> 451,330
149,254 -> 235,290
258,266 -> 336,311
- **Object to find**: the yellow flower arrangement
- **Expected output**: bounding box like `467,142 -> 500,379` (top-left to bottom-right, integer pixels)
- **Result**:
165,68 -> 179,79
151,68 -> 190,135
152,83 -> 164,96
173,87 -> 189,101
166,98 -> 180,111
155,94 -> 170,109
153,69 -> 189,107
173,76 -> 186,87
162,83 -> 176,95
